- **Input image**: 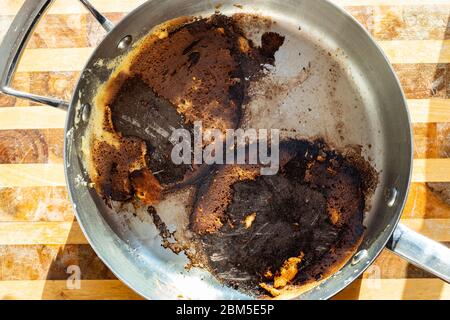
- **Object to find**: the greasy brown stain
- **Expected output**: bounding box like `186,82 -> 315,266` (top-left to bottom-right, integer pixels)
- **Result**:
91,14 -> 284,204
88,13 -> 377,297
198,140 -> 377,295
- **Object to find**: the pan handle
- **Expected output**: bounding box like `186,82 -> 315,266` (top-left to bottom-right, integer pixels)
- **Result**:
0,0 -> 114,109
387,223 -> 450,283
0,0 -> 68,109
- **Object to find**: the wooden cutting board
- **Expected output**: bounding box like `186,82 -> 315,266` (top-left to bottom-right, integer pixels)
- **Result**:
0,0 -> 449,300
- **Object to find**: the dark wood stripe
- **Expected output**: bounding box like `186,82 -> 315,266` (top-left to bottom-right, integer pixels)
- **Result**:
0,129 -> 64,164
345,6 -> 450,41
393,63 -> 449,99
0,71 -> 79,107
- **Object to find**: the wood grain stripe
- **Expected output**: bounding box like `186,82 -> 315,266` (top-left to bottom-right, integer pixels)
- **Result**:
336,0 -> 450,6
1,159 -> 450,187
0,279 -> 142,300
412,159 -> 450,182
0,221 -> 87,245
403,183 -> 450,219
17,48 -> 93,72
0,164 -> 66,187
2,0 -> 147,16
393,64 -> 448,100
409,99 -> 450,123
0,218 -> 446,245
0,100 -> 447,131
378,40 -> 450,64
13,41 -> 450,72
0,72 -> 79,107
413,123 -> 450,159
334,278 -> 450,300
400,218 -> 450,242
0,186 -> 73,222
368,248 -> 449,279
1,245 -> 444,281
0,106 -> 65,129
0,182 -> 447,222
0,278 -> 446,300
3,7 -> 450,50
368,6 -> 450,41
0,129 -> 64,165
0,63 -> 446,108
2,0 -> 450,16
0,244 -> 115,280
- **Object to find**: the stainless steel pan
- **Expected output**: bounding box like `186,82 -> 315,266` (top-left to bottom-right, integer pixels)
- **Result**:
1,0 -> 449,299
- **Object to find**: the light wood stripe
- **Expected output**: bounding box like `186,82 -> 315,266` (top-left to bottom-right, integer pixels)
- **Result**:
0,218 -> 446,245
0,100 -> 448,128
17,48 -> 93,72
399,218 -> 449,242
0,99 -> 448,131
2,0 -> 449,16
408,99 -> 450,124
0,182 -> 446,223
336,0 -> 450,6
0,99 -> 442,127
0,278 -> 446,300
334,278 -> 450,300
0,280 -> 141,300
0,244 -> 115,281
412,159 -> 450,183
403,183 -> 450,219
378,40 -> 450,64
2,0 -> 147,16
0,164 -> 66,187
367,248 -> 449,279
15,40 -> 450,72
1,159 -> 450,188
0,221 -> 87,245
2,245 -> 442,281
0,107 -> 66,130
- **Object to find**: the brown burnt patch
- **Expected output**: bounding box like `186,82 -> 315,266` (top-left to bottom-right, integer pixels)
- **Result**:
109,76 -> 193,186
191,164 -> 260,234
90,14 -> 285,204
87,12 -> 378,298
91,138 -> 161,204
196,139 -> 375,295
128,14 -> 284,131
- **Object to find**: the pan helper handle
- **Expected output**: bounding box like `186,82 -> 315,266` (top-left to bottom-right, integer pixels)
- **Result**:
387,223 -> 450,283
0,0 -> 113,109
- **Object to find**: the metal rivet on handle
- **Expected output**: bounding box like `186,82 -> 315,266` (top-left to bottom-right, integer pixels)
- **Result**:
117,35 -> 132,50
81,103 -> 91,122
351,249 -> 368,265
386,187 -> 398,208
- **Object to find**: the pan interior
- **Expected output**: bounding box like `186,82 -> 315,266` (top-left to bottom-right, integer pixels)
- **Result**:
66,0 -> 411,300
